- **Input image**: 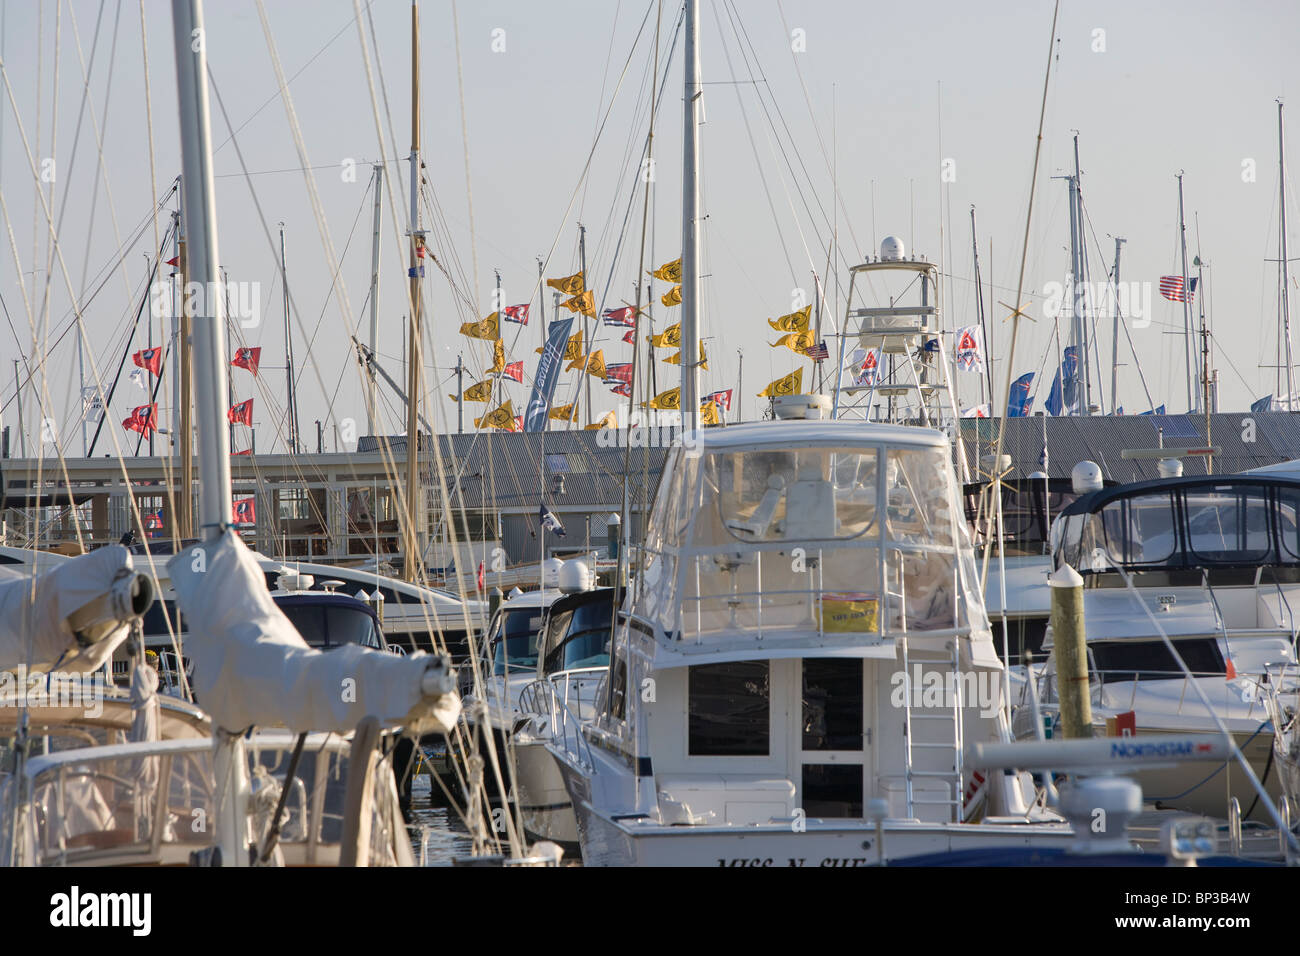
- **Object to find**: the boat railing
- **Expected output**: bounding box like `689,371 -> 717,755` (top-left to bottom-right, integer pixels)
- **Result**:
519,679 -> 594,773
1029,666 -> 1273,721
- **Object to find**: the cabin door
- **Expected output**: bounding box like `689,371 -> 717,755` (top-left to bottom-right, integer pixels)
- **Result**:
794,658 -> 872,820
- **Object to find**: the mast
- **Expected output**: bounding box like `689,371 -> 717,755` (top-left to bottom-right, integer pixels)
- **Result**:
679,0 -> 702,432
171,0 -> 231,541
279,224 -> 299,453
455,353 -> 464,434
970,205 -> 993,404
1110,237 -> 1125,414
11,360 -> 24,457
403,0 -> 424,583
1067,134 -> 1085,415
1280,100 -> 1295,410
578,224 -> 591,425
367,163 -> 383,436
1176,173 -> 1196,413
177,200 -> 193,538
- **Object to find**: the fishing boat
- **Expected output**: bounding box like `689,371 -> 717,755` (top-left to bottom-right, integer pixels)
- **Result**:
1016,471 -> 1300,819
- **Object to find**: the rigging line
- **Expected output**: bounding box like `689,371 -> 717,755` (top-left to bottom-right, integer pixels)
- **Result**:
450,0 -> 481,308
773,0 -> 861,259
717,0 -> 829,284
137,0 -> 162,271
710,1 -> 796,285
211,1 -> 368,156
580,0 -> 628,221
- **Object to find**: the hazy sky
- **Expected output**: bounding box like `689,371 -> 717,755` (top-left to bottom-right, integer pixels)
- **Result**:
2,0 -> 1299,457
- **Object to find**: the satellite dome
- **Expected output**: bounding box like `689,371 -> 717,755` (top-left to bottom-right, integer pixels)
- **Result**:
1071,460 -> 1104,494
880,236 -> 906,261
558,559 -> 592,594
542,557 -> 565,588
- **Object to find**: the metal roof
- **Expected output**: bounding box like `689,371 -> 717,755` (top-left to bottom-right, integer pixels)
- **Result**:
958,412 -> 1300,484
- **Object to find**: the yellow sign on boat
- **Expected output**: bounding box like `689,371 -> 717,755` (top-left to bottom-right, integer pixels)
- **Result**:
818,592 -> 879,633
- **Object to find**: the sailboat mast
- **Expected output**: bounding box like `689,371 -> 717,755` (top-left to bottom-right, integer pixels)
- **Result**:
1110,237 -> 1125,415
279,224 -> 298,453
578,224 -> 590,425
170,0 -> 232,536
1177,173 -> 1196,413
679,0 -> 701,432
367,163 -> 383,436
403,0 -> 424,582
178,200 -> 194,538
1067,134 -> 1086,415
1280,100 -> 1294,410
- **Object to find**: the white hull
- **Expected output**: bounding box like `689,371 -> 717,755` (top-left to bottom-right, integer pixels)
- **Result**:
514,738 -> 580,849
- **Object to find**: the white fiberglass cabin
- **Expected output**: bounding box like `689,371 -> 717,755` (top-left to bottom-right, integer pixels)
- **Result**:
549,420 -> 1068,866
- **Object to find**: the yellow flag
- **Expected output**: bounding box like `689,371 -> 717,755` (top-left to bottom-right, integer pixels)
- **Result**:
585,409 -> 617,431
773,329 -> 815,353
758,368 -> 803,398
489,338 -> 506,374
662,340 -> 707,370
645,386 -> 681,410
661,284 -> 682,308
474,399 -> 517,430
649,257 -> 681,283
546,271 -> 584,295
584,349 -> 607,380
699,400 -> 720,425
767,304 -> 812,333
650,322 -> 681,349
562,289 -> 596,317
450,379 -> 493,403
540,330 -> 584,360
548,403 -> 578,422
459,312 -> 500,340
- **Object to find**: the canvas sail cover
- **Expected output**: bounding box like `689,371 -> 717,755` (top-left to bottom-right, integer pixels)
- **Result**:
0,545 -> 150,674
166,530 -> 460,735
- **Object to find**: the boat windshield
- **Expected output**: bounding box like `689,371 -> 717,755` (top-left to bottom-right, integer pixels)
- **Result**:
544,599 -> 614,673
1062,483 -> 1298,572
491,607 -> 543,675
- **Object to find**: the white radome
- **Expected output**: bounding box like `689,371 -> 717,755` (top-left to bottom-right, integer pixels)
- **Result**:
880,235 -> 906,261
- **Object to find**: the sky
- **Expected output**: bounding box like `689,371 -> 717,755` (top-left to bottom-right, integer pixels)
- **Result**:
1,0 -> 1299,458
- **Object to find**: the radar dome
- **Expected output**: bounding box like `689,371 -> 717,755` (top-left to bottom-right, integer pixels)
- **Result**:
880,236 -> 906,261
558,559 -> 592,594
1071,460 -> 1104,494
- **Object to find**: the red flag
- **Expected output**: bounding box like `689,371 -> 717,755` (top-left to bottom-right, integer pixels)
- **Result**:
227,398 -> 254,425
622,330 -> 635,344
145,511 -> 163,530
132,348 -> 163,376
231,346 -> 261,376
232,497 -> 256,524
705,388 -> 733,411
476,561 -> 485,591
513,415 -> 523,432
232,449 -> 252,456
610,382 -> 631,397
502,303 -> 530,325
123,403 -> 158,435
502,361 -> 524,383
165,256 -> 179,267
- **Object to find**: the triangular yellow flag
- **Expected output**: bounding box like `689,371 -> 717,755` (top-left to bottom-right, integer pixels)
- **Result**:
661,284 -> 682,308
584,349 -> 607,380
662,340 -> 707,370
546,271 -> 584,295
644,386 -> 681,410
772,329 -> 815,353
650,322 -> 681,349
767,304 -> 812,333
489,338 -> 506,374
649,258 -> 681,283
548,403 -> 578,422
459,312 -> 500,340
585,409 -> 617,431
540,330 -> 584,359
450,379 -> 493,403
758,368 -> 803,397
562,289 -> 596,317
474,399 -> 517,430
699,400 -> 721,425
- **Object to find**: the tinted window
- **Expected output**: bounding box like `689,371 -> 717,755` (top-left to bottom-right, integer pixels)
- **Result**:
278,603 -> 381,650
688,661 -> 769,756
1184,489 -> 1272,563
802,659 -> 862,751
1090,638 -> 1225,681
491,608 -> 542,674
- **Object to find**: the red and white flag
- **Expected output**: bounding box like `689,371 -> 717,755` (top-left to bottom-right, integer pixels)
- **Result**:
610,382 -> 632,397
853,347 -> 883,387
232,497 -> 256,524
955,325 -> 985,373
705,388 -> 733,411
602,306 -> 637,327
503,303 -> 530,325
132,347 -> 163,376
231,346 -> 261,376
960,403 -> 991,418
622,330 -> 636,344
502,361 -> 524,383
123,403 -> 158,436
1158,275 -> 1198,304
227,398 -> 254,425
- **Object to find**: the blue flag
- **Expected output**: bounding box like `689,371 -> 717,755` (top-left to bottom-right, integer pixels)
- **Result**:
539,504 -> 566,537
1251,395 -> 1274,414
1138,405 -> 1167,416
524,317 -> 575,432
1006,372 -> 1034,418
1044,346 -> 1080,416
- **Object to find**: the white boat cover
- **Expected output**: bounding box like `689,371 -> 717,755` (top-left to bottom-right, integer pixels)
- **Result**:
166,530 -> 460,735
0,545 -> 142,674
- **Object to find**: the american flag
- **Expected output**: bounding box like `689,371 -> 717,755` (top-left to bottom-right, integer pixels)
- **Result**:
803,341 -> 830,361
1158,275 -> 1198,303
